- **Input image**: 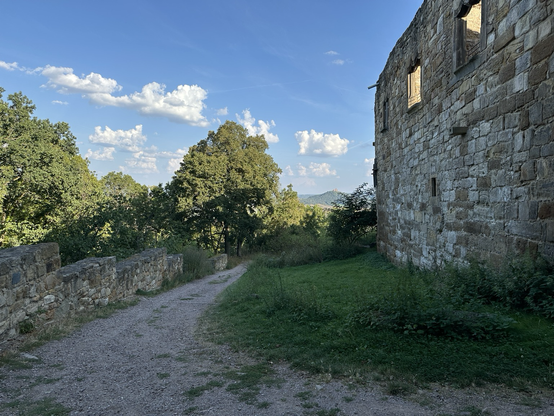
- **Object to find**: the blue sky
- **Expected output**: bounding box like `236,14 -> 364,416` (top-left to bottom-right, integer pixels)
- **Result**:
1,0 -> 423,194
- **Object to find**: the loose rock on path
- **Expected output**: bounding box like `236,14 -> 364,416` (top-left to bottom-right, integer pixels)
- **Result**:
1,264 -> 553,415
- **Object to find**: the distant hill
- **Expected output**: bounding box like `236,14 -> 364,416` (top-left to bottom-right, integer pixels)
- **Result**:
298,190 -> 342,207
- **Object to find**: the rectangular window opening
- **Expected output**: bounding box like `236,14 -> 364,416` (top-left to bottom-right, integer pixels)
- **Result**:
455,1 -> 482,68
407,63 -> 421,108
382,99 -> 389,131
430,177 -> 437,197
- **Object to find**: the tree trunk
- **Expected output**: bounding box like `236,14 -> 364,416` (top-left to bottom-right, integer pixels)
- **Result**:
236,238 -> 243,257
224,224 -> 230,256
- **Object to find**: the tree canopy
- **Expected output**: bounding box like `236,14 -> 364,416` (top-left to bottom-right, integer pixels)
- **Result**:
327,183 -> 376,244
0,88 -> 101,247
171,121 -> 281,255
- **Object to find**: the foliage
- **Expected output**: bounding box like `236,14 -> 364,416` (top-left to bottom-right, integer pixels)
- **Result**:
205,251 -> 554,388
438,255 -> 554,319
182,246 -> 214,280
0,88 -> 101,247
327,183 -> 376,244
100,171 -> 148,199
49,178 -> 187,264
172,121 -> 281,256
264,185 -> 305,234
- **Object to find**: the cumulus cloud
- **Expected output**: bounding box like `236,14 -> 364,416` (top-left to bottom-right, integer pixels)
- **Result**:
120,151 -> 159,174
236,109 -> 279,143
89,125 -> 147,153
87,124 -> 189,174
295,130 -> 349,157
364,157 -> 374,176
42,65 -> 121,94
89,82 -> 209,127
0,61 -> 18,71
52,100 -> 68,105
162,147 -> 188,174
325,51 -> 339,55
85,147 -> 115,161
4,62 -> 209,126
216,107 -> 228,116
167,158 -> 182,174
309,162 -> 337,177
331,59 -> 345,65
287,162 -> 337,177
36,64 -> 209,126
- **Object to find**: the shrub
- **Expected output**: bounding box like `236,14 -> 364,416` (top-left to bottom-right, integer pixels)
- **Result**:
439,255 -> 554,318
182,246 -> 214,280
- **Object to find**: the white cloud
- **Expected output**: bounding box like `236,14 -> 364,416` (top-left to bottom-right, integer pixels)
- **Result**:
331,59 -> 345,65
289,162 -> 337,177
292,177 -> 317,188
89,125 -> 147,152
325,51 -> 339,55
0,61 -> 42,75
236,109 -> 279,143
52,100 -> 68,105
89,82 -> 209,127
167,158 -> 182,174
295,130 -> 349,157
364,157 -> 374,177
42,65 -> 121,94
0,61 -> 19,71
37,64 -> 209,126
120,151 -> 159,174
85,147 -> 115,161
155,147 -> 188,159
309,162 -> 336,177
87,124 -> 188,175
216,107 -> 228,116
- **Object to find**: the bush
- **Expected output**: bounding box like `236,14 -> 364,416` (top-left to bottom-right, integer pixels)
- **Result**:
182,246 -> 214,280
439,255 -> 554,318
347,266 -> 515,340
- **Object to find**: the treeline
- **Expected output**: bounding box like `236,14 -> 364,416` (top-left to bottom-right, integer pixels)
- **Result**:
0,88 -> 376,264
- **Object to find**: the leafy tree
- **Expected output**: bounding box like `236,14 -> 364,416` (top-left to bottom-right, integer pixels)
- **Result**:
101,171 -> 148,199
171,121 -> 281,256
0,88 -> 101,247
327,183 -> 376,244
265,184 -> 305,234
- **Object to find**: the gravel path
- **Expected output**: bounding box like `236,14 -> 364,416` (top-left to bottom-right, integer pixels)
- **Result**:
1,264 -> 553,415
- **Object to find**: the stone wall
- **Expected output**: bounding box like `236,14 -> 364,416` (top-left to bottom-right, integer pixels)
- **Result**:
208,254 -> 228,272
0,243 -> 183,340
374,0 -> 554,267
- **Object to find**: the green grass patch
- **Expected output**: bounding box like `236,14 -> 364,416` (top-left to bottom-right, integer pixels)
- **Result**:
184,380 -> 224,399
1,397 -> 70,415
204,251 -> 554,389
223,362 -> 282,406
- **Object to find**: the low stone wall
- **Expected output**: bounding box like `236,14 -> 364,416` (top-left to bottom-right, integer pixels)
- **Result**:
209,254 -> 228,272
0,243 -> 183,340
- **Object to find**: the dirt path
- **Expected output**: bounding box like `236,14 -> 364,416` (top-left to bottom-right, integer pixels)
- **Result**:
1,264 -> 553,415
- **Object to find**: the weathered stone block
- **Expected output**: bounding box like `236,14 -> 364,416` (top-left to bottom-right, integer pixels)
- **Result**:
531,33 -> 554,64
208,254 -> 228,272
498,60 -> 515,83
538,202 -> 554,219
520,160 -> 536,181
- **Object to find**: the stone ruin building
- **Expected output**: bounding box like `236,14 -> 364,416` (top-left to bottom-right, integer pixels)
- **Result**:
373,0 -> 554,267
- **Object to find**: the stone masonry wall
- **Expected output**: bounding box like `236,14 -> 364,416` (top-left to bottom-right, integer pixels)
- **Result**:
0,243 -> 183,340
374,0 -> 554,267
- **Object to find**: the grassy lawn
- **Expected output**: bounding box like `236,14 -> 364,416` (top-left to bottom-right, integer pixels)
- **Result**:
204,250 -> 554,390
